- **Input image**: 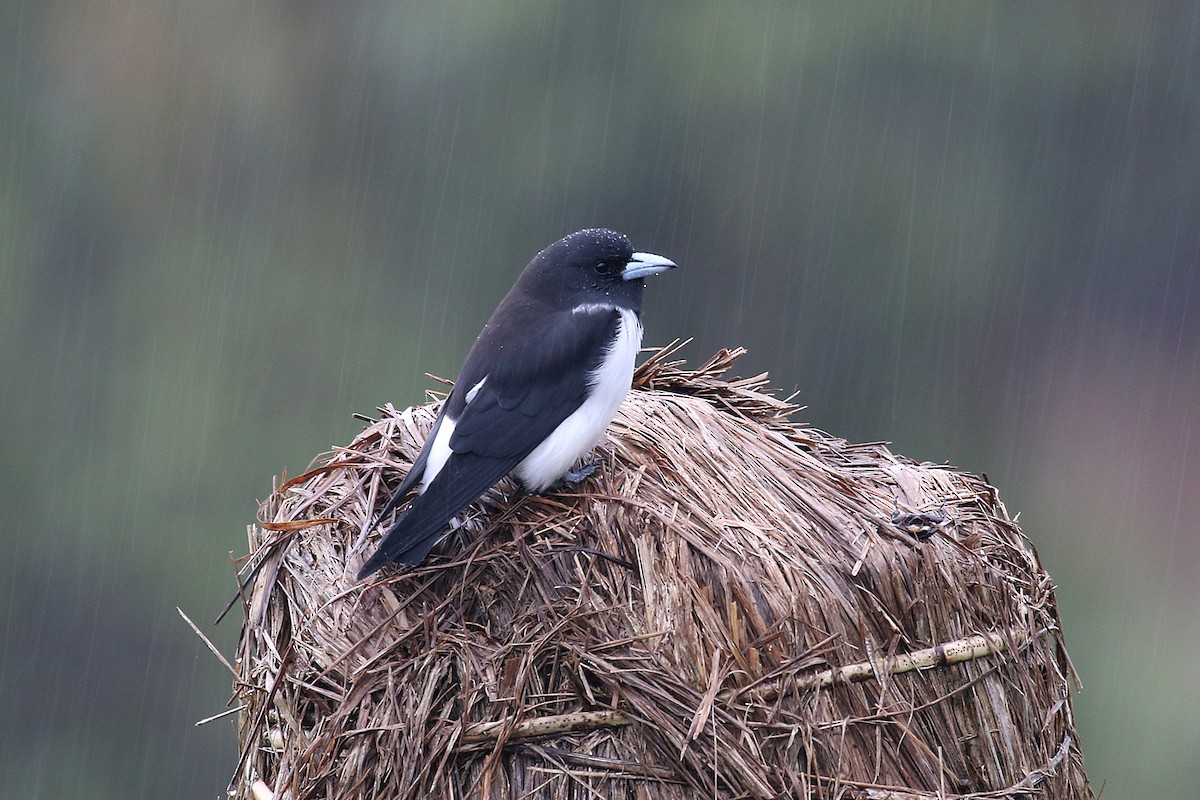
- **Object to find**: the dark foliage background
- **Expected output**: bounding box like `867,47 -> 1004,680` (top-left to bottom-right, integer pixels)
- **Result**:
1,3 -> 1196,797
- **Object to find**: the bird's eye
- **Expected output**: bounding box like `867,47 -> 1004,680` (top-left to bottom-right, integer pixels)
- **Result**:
594,262 -> 612,275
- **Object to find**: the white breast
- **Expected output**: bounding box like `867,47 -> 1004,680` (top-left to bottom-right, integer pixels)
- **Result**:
515,306 -> 642,492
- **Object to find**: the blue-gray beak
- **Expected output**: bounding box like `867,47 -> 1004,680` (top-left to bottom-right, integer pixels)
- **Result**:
622,251 -> 678,281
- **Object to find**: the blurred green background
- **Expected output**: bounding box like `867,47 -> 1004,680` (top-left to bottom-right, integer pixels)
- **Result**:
2,2 -> 1197,797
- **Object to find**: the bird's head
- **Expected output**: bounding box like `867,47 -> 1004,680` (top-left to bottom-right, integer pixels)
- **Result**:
525,228 -> 677,310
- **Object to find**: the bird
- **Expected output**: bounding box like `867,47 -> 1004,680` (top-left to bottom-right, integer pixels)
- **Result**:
357,228 -> 677,579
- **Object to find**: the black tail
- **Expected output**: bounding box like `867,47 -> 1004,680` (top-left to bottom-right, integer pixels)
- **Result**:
357,453 -> 516,579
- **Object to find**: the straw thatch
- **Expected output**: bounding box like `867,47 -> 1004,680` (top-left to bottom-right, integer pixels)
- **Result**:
230,344 -> 1092,799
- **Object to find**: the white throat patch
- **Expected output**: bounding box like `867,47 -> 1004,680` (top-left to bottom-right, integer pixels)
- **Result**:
572,302 -> 619,315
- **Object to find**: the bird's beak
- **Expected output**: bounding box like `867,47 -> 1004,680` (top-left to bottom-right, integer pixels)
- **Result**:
622,251 -> 677,281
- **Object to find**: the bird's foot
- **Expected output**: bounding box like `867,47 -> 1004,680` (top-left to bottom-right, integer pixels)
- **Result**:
547,459 -> 601,492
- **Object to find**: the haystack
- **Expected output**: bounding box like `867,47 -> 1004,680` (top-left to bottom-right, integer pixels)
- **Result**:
230,345 -> 1092,799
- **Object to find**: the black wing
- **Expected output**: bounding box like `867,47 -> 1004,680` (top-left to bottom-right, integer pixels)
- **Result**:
357,304 -> 619,577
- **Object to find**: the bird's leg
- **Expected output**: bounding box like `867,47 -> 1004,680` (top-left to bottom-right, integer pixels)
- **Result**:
546,459 -> 601,492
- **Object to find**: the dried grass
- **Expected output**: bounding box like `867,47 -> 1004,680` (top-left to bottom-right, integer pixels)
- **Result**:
229,344 -> 1092,799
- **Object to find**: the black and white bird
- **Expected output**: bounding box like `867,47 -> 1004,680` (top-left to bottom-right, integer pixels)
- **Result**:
357,228 -> 677,579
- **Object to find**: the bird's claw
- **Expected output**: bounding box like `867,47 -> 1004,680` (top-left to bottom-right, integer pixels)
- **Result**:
548,459 -> 601,492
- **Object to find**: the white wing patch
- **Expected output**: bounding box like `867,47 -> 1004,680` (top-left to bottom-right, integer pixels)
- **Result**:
515,307 -> 642,492
421,376 -> 486,493
465,376 -> 487,404
419,414 -> 456,494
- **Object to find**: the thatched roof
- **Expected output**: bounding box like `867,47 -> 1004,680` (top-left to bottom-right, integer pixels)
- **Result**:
230,345 -> 1092,799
